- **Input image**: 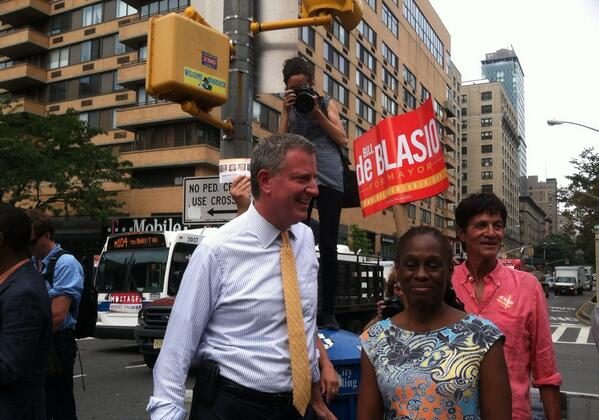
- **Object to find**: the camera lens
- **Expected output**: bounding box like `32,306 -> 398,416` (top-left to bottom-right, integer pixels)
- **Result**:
294,90 -> 314,113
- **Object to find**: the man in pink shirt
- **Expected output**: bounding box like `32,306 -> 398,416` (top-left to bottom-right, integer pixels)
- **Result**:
451,193 -> 561,420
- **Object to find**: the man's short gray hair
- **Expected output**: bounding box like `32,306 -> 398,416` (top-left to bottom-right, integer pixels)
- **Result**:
250,133 -> 315,198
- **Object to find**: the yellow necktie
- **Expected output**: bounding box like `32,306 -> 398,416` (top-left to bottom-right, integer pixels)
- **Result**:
280,231 -> 311,415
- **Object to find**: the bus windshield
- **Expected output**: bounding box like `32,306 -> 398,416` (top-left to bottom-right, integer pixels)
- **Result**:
96,248 -> 169,293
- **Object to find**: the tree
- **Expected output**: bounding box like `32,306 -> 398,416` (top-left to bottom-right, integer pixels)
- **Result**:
534,233 -> 576,268
0,106 -> 131,219
559,147 -> 599,265
346,224 -> 373,255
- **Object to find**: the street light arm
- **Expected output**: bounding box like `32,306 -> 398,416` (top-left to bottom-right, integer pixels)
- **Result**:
547,119 -> 599,133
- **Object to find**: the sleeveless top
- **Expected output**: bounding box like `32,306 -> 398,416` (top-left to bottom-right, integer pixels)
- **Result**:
288,95 -> 344,192
361,314 -> 503,420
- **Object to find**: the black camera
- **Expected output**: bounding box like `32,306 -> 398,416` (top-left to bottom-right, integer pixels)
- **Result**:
293,86 -> 318,113
381,296 -> 404,319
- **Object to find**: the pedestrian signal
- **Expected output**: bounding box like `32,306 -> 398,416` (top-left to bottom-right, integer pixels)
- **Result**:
146,12 -> 230,109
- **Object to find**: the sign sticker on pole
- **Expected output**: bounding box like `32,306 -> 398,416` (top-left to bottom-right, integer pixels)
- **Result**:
183,176 -> 237,225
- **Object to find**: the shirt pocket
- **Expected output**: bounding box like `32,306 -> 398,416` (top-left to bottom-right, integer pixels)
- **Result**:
299,269 -> 318,317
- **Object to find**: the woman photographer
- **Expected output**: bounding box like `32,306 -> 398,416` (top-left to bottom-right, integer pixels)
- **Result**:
357,226 -> 511,419
280,56 -> 348,328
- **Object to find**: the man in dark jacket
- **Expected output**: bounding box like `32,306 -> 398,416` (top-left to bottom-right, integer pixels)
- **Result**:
0,204 -> 52,420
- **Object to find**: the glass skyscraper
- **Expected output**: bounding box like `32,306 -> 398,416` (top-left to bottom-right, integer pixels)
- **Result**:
482,48 -> 526,177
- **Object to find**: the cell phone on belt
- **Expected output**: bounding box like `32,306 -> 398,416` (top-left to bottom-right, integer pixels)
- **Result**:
192,359 -> 220,405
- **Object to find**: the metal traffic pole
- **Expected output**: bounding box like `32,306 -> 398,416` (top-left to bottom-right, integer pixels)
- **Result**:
220,0 -> 255,159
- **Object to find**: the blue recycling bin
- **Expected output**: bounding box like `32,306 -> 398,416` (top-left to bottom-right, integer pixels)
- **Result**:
319,328 -> 361,420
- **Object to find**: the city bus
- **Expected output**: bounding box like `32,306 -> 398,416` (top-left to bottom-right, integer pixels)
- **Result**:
93,228 -> 217,339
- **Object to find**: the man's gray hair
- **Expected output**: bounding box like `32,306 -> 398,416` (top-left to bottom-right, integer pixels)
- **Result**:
250,133 -> 315,198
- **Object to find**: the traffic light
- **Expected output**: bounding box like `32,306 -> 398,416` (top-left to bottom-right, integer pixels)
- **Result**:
146,12 -> 230,109
301,0 -> 364,31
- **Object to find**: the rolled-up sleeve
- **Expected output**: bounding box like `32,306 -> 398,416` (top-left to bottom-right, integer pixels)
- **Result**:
49,255 -> 83,301
530,281 -> 562,387
147,244 -> 220,419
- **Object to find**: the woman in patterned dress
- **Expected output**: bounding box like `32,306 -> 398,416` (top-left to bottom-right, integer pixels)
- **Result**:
357,226 -> 511,420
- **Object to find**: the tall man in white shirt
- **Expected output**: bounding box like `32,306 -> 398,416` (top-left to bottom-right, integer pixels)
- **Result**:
147,133 -> 335,420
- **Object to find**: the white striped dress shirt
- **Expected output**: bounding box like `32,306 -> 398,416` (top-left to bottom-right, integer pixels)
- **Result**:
147,204 -> 320,420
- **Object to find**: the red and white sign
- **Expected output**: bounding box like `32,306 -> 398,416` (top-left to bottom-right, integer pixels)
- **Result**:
109,292 -> 142,313
353,98 -> 449,217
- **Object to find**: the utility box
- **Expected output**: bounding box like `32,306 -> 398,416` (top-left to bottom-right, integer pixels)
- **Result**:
146,12 -> 230,108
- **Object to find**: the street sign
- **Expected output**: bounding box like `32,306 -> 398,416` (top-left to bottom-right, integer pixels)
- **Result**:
183,176 -> 237,225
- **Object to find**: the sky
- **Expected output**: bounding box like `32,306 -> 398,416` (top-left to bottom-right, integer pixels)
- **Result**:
429,0 -> 599,188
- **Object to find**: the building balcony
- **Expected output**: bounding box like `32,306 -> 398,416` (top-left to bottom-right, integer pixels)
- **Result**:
115,102 -> 196,131
121,143 -> 220,169
0,26 -> 48,59
444,153 -> 457,169
118,16 -> 149,48
0,61 -> 46,89
443,134 -> 457,151
119,0 -> 146,8
2,95 -> 45,116
444,100 -> 457,118
0,0 -> 50,27
442,117 -> 456,135
117,59 -> 146,89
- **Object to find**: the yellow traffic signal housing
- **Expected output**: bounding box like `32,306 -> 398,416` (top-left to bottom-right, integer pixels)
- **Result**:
301,0 -> 363,31
146,12 -> 230,109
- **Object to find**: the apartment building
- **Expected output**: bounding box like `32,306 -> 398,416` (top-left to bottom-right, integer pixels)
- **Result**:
460,80 -> 520,252
522,175 -> 559,234
0,0 -> 461,257
518,195 -> 547,248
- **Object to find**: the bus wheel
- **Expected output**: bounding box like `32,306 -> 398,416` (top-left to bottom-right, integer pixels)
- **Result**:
144,354 -> 158,369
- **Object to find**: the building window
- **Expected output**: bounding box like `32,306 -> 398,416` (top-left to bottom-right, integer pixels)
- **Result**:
49,81 -> 68,102
461,94 -> 467,103
420,84 -> 430,102
420,209 -> 432,224
481,171 -> 493,180
365,0 -> 376,11
356,70 -> 375,98
481,144 -> 493,153
330,19 -> 349,47
356,98 -> 375,124
434,215 -> 445,228
323,73 -> 349,106
252,101 -> 280,132
461,159 -> 467,169
461,146 -> 467,155
460,107 -> 467,117
462,185 -> 468,195
117,0 -> 137,17
481,91 -> 492,101
49,47 -> 69,69
481,184 -> 493,193
355,42 -> 376,72
140,0 -> 189,18
481,117 -> 493,127
82,3 -> 103,27
407,204 -> 416,218
481,131 -> 493,140
49,13 -> 71,35
403,66 -> 416,91
461,120 -> 467,129
298,26 -> 315,49
481,104 -> 492,114
324,42 -> 349,76
357,20 -> 376,45
79,74 -> 101,97
402,0 -> 444,66
403,89 -> 416,109
382,93 -> 398,115
81,39 -> 101,62
382,4 -> 398,37
382,68 -> 398,93
462,172 -> 467,181
481,158 -> 493,167
382,42 -> 398,69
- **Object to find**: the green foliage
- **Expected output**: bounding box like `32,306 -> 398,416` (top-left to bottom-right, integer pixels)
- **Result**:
0,106 -> 131,219
346,224 -> 373,255
558,147 -> 599,265
534,233 -> 576,267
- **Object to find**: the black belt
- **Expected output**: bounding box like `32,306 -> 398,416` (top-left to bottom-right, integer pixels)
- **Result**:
218,376 -> 293,408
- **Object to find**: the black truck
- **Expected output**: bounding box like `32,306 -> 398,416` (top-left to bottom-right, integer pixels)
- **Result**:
134,249 -> 391,368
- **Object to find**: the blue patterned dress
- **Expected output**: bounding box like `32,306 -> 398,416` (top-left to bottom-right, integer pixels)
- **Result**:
361,314 -> 503,420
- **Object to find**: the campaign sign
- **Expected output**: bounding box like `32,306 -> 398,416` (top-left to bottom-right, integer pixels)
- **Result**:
353,98 -> 449,217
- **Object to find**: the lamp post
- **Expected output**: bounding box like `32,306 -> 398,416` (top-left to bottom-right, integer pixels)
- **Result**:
547,119 -> 599,133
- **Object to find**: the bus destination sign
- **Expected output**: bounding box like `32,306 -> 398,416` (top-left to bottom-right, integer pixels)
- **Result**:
107,233 -> 167,250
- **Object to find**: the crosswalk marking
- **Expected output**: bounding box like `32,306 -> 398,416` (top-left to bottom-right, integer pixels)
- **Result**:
551,325 -> 594,345
551,326 -> 566,342
550,316 -> 579,323
575,327 -> 591,344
